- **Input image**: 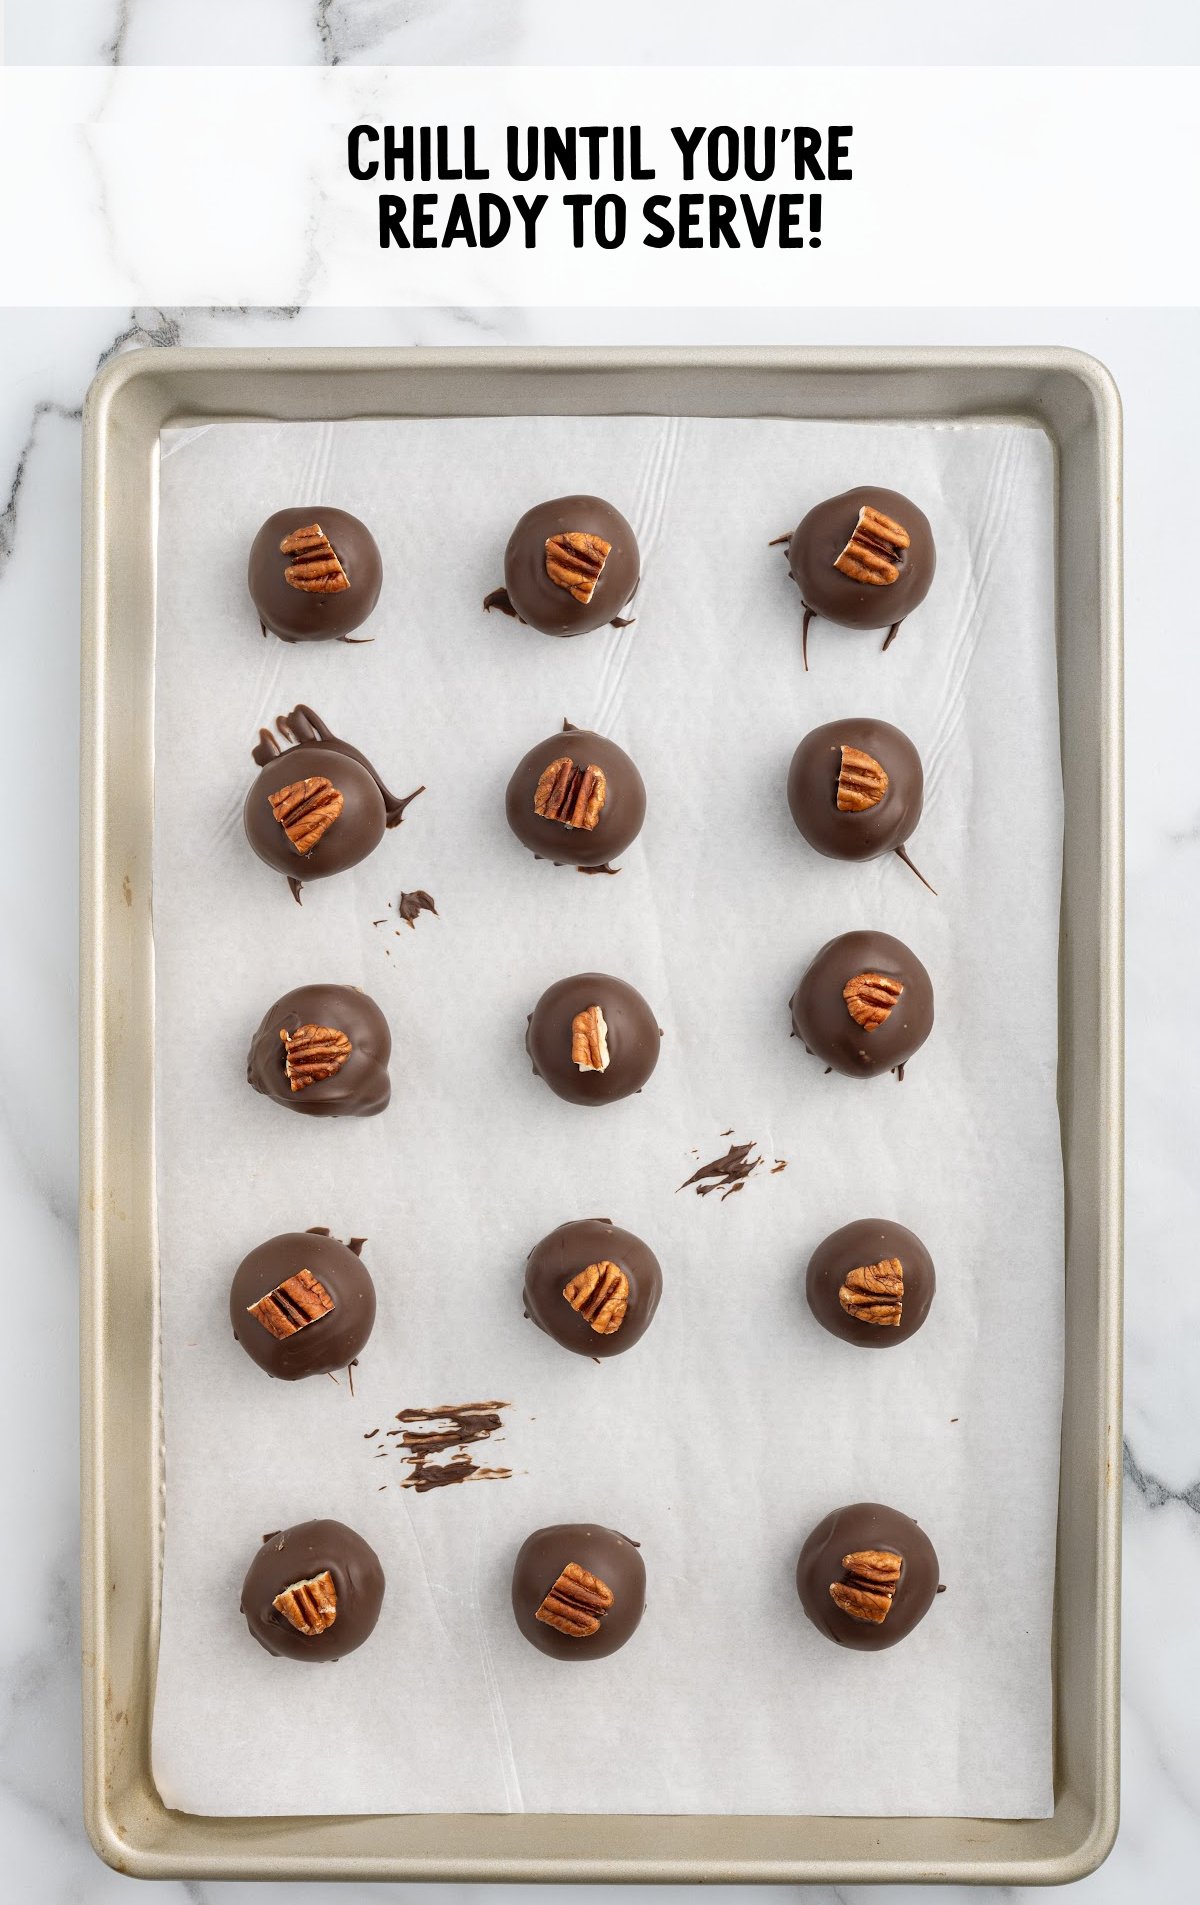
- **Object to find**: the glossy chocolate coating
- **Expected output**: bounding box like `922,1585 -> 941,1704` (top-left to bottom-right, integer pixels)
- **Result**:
786,485 -> 935,634
241,1518 -> 385,1661
249,507 -> 382,643
806,1217 -> 935,1348
788,718 -> 924,863
503,495 -> 639,636
526,972 -> 661,1105
505,725 -> 647,869
796,1501 -> 940,1651
512,1523 -> 646,1660
244,706 -> 412,891
524,1218 -> 662,1359
247,983 -> 392,1117
790,931 -> 934,1079
230,1228 -> 376,1379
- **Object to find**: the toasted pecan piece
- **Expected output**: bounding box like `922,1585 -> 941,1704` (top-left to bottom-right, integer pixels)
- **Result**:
268,775 -> 345,854
571,1004 -> 610,1073
829,1548 -> 903,1624
842,971 -> 903,1031
545,531 -> 611,604
838,1257 -> 903,1327
279,522 -> 351,593
563,1260 -> 629,1335
833,505 -> 910,587
535,1561 -> 614,1637
280,1022 -> 352,1092
248,1267 -> 335,1339
533,756 -> 608,831
836,746 -> 889,813
273,1569 -> 338,1635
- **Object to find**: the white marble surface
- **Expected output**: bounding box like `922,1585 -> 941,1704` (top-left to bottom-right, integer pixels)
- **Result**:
0,294 -> 1194,1902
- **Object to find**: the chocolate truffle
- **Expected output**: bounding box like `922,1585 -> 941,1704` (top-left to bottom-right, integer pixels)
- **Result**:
790,930 -> 933,1079
244,705 -> 421,901
241,1518 -> 385,1661
248,507 -> 382,643
787,717 -> 934,892
230,1227 -> 376,1379
506,724 -> 646,871
782,486 -> 935,666
796,1501 -> 940,1651
494,495 -> 639,636
524,1218 -> 662,1359
806,1218 -> 935,1347
526,972 -> 661,1105
247,983 -> 391,1117
512,1523 -> 645,1660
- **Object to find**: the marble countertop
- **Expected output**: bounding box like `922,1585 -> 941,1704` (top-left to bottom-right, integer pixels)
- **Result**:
0,296 -> 1193,1902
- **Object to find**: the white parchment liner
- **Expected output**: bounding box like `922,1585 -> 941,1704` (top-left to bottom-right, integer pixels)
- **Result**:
150,414 -> 1061,1817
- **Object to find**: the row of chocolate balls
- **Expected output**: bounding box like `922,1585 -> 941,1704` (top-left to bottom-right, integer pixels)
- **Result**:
248,484 -> 936,662
242,1502 -> 942,1666
230,1216 -> 936,1386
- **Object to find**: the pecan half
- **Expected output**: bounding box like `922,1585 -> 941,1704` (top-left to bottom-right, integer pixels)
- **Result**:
843,971 -> 903,1031
535,1561 -> 614,1637
279,522 -> 351,594
545,531 -> 612,604
571,1004 -> 610,1073
836,745 -> 889,813
247,1266 -> 335,1339
833,505 -> 910,587
533,756 -> 608,831
838,1256 -> 903,1327
280,1022 -> 352,1092
268,775 -> 345,855
563,1260 -> 629,1335
273,1569 -> 338,1635
829,1549 -> 903,1624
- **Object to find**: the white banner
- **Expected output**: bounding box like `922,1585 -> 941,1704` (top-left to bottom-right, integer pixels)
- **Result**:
2,65 -> 1196,305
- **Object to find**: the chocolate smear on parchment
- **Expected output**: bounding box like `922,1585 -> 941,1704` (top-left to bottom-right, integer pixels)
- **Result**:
368,1400 -> 513,1493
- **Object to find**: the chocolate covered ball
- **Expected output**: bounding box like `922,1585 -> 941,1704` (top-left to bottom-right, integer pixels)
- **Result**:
506,724 -> 646,871
230,1227 -> 377,1379
512,1523 -> 645,1660
806,1218 -> 935,1348
787,717 -> 933,891
248,507 -> 382,642
790,930 -> 933,1079
247,983 -> 392,1117
783,486 -> 935,666
526,972 -> 661,1105
796,1501 -> 940,1651
244,705 -> 420,900
498,495 -> 639,635
524,1218 -> 662,1359
241,1518 -> 385,1661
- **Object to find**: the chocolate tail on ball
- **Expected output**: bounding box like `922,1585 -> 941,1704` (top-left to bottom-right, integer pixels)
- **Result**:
248,507 -> 382,643
230,1227 -> 377,1379
786,717 -> 937,894
245,705 -> 421,902
247,983 -> 392,1117
494,495 -> 640,637
241,1519 -> 385,1661
790,930 -> 934,1080
778,487 -> 936,669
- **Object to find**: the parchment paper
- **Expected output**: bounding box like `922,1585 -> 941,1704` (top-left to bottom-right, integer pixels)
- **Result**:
150,412 -> 1061,1818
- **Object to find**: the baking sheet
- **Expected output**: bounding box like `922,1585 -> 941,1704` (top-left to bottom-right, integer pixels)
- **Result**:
149,413 -> 1062,1819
